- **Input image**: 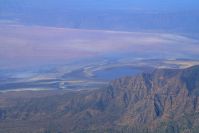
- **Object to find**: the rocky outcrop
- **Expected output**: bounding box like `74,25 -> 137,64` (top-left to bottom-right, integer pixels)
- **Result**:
0,65 -> 199,133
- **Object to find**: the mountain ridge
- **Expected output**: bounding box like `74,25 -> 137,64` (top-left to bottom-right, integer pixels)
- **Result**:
0,65 -> 199,133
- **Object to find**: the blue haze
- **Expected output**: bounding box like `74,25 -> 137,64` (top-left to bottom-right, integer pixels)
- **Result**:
1,0 -> 199,11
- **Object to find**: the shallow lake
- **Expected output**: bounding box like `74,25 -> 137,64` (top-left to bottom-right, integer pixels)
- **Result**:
94,66 -> 143,80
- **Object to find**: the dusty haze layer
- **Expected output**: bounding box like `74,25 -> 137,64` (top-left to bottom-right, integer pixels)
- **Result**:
0,24 -> 199,69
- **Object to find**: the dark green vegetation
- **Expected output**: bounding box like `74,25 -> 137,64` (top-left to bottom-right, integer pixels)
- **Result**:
0,65 -> 199,133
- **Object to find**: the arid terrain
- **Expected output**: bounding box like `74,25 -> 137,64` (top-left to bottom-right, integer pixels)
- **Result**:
0,65 -> 199,133
0,1 -> 199,133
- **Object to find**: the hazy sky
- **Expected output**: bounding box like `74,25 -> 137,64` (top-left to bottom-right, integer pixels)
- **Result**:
1,0 -> 199,11
0,0 -> 199,69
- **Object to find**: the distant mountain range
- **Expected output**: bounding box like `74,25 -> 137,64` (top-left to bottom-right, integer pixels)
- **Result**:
4,11 -> 199,37
0,65 -> 199,133
1,6 -> 199,38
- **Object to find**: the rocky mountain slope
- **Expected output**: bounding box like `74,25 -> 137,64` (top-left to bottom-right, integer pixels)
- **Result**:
0,65 -> 199,133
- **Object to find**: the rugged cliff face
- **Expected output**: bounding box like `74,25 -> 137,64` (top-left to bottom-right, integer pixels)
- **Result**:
0,66 -> 199,133
107,65 -> 199,132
